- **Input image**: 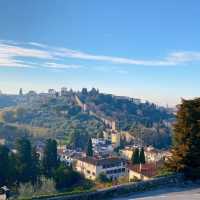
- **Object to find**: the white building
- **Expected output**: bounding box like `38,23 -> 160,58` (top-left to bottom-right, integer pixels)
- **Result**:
91,138 -> 113,157
75,157 -> 127,181
144,146 -> 171,162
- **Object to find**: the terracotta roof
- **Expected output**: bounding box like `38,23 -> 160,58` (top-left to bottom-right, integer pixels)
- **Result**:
76,156 -> 125,166
128,163 -> 161,177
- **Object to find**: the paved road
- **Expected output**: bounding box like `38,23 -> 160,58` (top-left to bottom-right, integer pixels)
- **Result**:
112,185 -> 200,200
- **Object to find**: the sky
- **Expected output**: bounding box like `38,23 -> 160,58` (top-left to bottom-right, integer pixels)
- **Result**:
0,0 -> 200,106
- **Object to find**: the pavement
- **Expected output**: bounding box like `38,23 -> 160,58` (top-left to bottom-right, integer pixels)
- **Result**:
112,184 -> 200,200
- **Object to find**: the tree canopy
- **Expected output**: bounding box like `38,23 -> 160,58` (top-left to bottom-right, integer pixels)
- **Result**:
166,99 -> 200,179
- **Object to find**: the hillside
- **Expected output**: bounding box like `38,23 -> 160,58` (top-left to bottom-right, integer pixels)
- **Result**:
0,88 -> 174,148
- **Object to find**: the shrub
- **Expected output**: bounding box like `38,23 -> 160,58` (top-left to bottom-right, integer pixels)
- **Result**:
97,173 -> 110,183
17,177 -> 57,199
53,163 -> 83,189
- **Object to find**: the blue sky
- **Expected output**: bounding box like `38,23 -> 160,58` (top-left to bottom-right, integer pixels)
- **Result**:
0,0 -> 200,106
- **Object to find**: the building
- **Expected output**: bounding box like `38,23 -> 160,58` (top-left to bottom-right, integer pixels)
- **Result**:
91,138 -> 113,157
0,138 -> 6,145
48,89 -> 57,96
120,147 -> 134,160
75,157 -> 127,181
144,146 -> 171,162
61,87 -> 68,96
128,163 -> 159,181
111,131 -> 121,148
58,148 -> 75,166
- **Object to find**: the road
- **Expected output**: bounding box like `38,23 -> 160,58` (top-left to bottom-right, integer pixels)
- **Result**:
112,185 -> 200,200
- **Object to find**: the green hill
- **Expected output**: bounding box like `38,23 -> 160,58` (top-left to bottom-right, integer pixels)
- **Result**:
0,89 -> 174,149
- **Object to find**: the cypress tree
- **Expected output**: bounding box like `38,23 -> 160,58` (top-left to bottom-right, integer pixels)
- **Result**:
139,147 -> 145,164
42,139 -> 59,177
0,145 -> 10,186
30,146 -> 40,184
86,138 -> 93,157
166,99 -> 200,179
16,137 -> 33,183
132,148 -> 140,164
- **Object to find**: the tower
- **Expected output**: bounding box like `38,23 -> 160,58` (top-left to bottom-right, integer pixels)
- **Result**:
19,88 -> 23,96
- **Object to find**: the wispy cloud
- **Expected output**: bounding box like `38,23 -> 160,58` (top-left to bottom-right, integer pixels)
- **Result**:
0,40 -> 200,70
44,62 -> 82,69
28,42 -> 48,48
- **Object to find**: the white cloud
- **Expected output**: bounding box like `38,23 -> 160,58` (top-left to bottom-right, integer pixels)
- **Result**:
0,40 -> 200,70
28,42 -> 48,48
44,62 -> 82,69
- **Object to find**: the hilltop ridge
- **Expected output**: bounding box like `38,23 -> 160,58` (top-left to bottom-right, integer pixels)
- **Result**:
0,88 -> 174,149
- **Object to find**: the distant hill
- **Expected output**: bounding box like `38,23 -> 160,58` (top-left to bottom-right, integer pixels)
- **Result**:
0,88 -> 174,148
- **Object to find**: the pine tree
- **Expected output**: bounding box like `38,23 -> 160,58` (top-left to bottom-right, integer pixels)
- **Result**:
166,99 -> 200,179
139,147 -> 145,164
86,138 -> 93,157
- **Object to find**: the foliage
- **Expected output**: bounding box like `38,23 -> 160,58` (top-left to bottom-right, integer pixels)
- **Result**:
139,147 -> 145,164
0,145 -> 11,186
17,177 -> 56,199
42,139 -> 59,177
97,173 -> 110,183
17,182 -> 35,199
53,163 -> 83,189
15,138 -> 40,184
165,98 -> 200,179
131,148 -> 140,164
86,138 -> 93,157
34,177 -> 57,196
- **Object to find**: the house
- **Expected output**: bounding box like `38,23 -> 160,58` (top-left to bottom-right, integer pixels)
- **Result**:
119,147 -> 134,160
91,138 -> 113,157
128,163 -> 159,181
75,156 -> 127,181
58,148 -> 77,166
0,138 -> 6,145
119,145 -> 141,160
144,146 -> 171,162
111,131 -> 121,148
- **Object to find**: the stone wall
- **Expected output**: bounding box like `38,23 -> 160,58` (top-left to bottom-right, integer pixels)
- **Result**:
33,174 -> 183,200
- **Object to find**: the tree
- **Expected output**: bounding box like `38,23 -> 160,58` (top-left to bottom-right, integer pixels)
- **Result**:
16,138 -> 33,183
16,107 -> 26,121
166,99 -> 200,179
53,163 -> 82,189
97,131 -> 104,139
131,148 -> 140,164
2,111 -> 15,122
97,172 -> 110,183
30,147 -> 40,184
86,138 -> 93,157
0,145 -> 10,186
139,147 -> 145,164
42,139 -> 59,177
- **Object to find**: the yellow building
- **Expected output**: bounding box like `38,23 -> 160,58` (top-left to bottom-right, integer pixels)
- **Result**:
111,131 -> 121,148
120,147 -> 134,160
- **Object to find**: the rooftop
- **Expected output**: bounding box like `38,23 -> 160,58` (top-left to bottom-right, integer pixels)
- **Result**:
128,163 -> 162,178
76,156 -> 125,166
